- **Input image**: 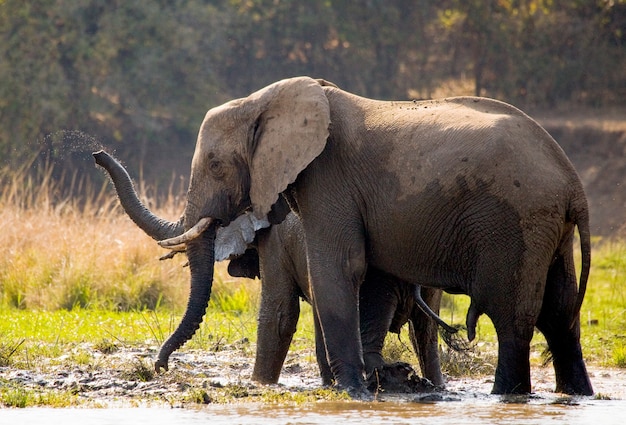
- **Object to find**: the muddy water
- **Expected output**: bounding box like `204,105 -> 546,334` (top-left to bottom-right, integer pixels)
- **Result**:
1,397 -> 625,425
3,368 -> 626,425
1,345 -> 625,424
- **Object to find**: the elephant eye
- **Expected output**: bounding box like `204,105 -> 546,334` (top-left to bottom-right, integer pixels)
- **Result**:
208,159 -> 224,178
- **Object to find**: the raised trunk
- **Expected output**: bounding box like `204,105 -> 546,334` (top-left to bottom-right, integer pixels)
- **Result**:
93,150 -> 184,240
156,224 -> 216,371
94,149 -> 216,371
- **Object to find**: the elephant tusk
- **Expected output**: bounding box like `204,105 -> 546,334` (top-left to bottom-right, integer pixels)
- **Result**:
158,217 -> 213,250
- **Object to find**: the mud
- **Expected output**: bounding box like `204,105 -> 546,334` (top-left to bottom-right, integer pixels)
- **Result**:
2,342 -> 625,408
0,342 -> 441,407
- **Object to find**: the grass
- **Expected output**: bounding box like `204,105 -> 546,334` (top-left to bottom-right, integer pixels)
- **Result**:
0,381 -> 78,408
0,160 -> 625,406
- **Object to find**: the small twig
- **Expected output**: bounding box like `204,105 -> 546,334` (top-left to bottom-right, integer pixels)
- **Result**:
103,328 -> 127,346
374,368 -> 380,400
159,250 -> 182,261
4,339 -> 25,360
140,310 -> 164,345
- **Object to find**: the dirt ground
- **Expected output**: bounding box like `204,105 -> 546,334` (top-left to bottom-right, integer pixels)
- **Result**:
533,107 -> 626,238
2,342 -> 625,408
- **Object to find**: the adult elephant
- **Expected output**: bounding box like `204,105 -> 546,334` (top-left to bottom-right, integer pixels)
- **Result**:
223,212 -> 449,389
99,76 -> 593,398
94,151 -> 448,389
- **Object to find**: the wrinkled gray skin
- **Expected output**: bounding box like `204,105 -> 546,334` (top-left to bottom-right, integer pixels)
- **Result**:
225,211 -> 445,388
93,151 -> 444,389
96,76 -> 593,398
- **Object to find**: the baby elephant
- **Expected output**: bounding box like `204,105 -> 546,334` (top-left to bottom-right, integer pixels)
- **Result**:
223,211 -> 447,390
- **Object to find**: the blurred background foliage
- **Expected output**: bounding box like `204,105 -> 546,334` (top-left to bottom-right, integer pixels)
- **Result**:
1,0 -> 625,191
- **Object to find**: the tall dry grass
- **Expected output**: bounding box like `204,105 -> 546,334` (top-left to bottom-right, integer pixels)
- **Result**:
0,159 -> 246,312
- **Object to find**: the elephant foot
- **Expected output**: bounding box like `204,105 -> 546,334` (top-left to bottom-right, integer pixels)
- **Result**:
333,379 -> 373,400
342,384 -> 374,401
365,362 -> 438,394
491,370 -> 532,395
554,364 -> 594,396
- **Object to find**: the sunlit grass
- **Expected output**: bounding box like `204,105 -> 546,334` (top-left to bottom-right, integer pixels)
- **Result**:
577,240 -> 626,367
0,157 -> 191,312
0,208 -> 189,311
0,306 -> 264,369
0,380 -> 79,408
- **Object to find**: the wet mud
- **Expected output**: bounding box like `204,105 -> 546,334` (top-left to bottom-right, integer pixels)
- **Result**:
2,342 -> 625,408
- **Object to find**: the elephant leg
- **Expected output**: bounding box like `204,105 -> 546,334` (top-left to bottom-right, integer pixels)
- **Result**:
536,249 -> 593,395
358,272 -> 399,375
477,259 -> 545,394
252,274 -> 300,384
313,310 -> 334,386
313,292 -> 366,395
409,287 -> 445,387
491,330 -> 533,394
311,275 -> 367,395
306,237 -> 369,397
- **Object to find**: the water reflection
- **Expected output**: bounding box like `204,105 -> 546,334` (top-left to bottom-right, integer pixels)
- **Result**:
1,397 -> 624,425
3,367 -> 626,425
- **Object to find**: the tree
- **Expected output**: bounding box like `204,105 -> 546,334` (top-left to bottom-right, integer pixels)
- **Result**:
1,0 -> 624,197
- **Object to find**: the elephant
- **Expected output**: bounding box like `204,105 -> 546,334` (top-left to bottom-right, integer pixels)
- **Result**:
93,150 -> 449,390
222,212 -> 450,389
96,76 -> 593,398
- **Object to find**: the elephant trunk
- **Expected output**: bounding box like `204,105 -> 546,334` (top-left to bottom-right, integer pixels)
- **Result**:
155,223 -> 216,372
93,150 -> 184,240
94,150 -> 217,371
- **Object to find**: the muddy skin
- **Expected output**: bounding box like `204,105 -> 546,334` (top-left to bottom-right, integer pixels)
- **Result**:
365,362 -> 439,394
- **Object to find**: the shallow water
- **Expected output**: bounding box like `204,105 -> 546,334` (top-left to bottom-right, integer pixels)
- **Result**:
1,397 -> 625,425
2,360 -> 625,424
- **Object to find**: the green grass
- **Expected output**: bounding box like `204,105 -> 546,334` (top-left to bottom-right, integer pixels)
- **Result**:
578,241 -> 626,367
0,304 -> 261,367
0,381 -> 78,408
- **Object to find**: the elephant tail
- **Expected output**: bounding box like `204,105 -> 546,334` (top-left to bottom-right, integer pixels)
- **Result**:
571,198 -> 591,330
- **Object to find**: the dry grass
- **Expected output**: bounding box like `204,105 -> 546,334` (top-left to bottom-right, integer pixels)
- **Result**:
0,160 -> 197,311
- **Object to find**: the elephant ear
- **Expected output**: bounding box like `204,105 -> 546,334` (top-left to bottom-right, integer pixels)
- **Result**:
248,77 -> 331,219
214,212 -> 271,262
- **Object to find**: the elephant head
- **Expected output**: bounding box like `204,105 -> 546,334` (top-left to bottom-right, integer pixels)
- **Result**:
129,77 -> 330,371
157,77 -> 330,251
93,77 -> 328,371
